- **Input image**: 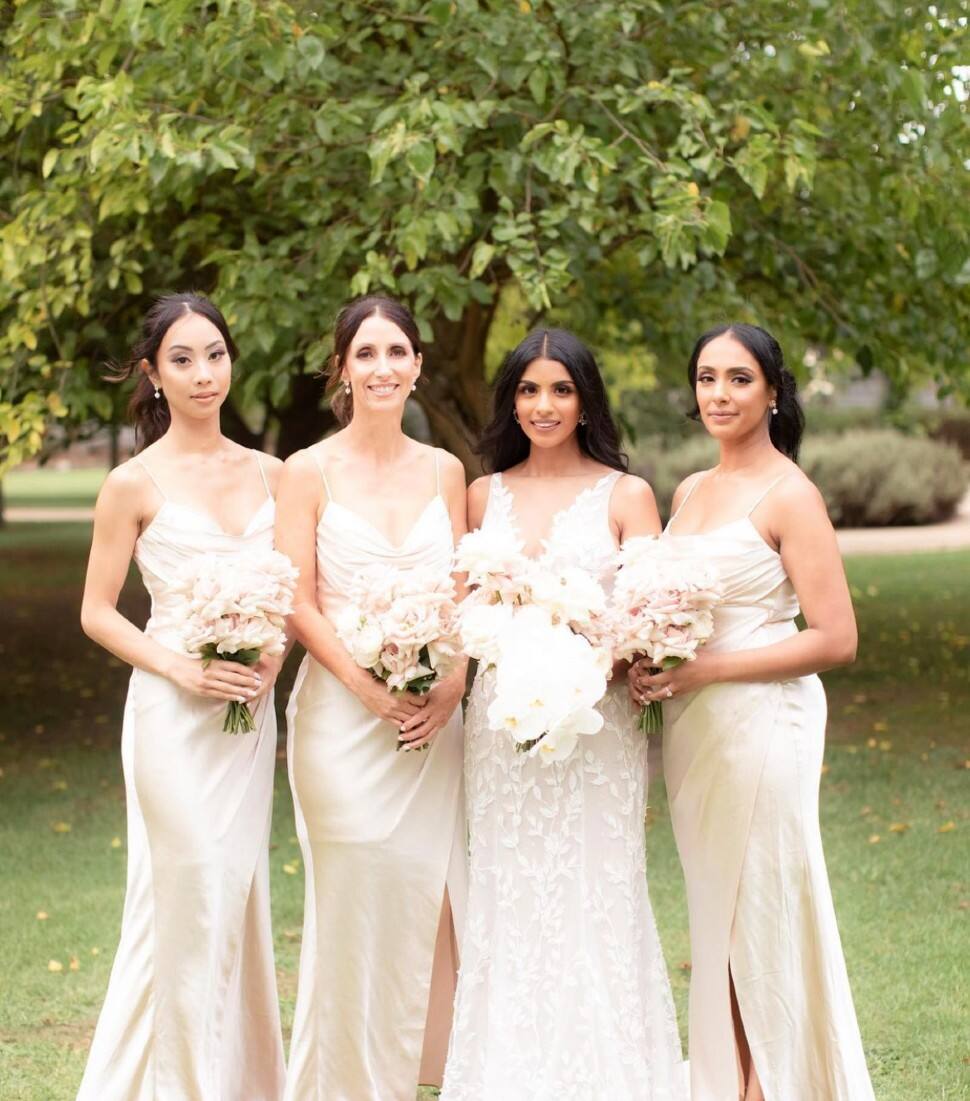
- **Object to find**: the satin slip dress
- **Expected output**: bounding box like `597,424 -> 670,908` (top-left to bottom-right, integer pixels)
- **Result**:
77,451 -> 285,1101
661,472 -> 875,1101
284,449 -> 466,1101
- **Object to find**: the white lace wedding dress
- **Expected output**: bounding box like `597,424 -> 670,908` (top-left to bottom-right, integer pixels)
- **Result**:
441,471 -> 687,1101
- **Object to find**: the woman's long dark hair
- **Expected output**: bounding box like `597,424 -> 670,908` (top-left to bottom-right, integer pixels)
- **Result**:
687,322 -> 805,461
325,295 -> 421,425
477,328 -> 628,474
111,292 -> 238,451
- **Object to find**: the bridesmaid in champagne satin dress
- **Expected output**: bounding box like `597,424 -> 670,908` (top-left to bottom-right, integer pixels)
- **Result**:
276,296 -> 468,1101
631,324 -> 874,1101
77,294 -> 285,1100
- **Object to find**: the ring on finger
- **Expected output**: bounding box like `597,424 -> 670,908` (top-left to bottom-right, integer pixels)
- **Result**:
665,685 -> 674,698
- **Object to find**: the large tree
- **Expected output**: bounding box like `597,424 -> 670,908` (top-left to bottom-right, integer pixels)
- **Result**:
1,0 -> 967,472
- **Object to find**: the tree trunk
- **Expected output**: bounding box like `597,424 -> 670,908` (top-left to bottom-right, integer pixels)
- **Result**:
0,479 -> 5,529
419,301 -> 495,479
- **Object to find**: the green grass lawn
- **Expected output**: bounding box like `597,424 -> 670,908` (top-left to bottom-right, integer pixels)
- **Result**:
3,467 -> 106,509
0,524 -> 966,1100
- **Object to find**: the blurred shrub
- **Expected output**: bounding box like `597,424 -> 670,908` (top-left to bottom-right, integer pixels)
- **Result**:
632,429 -> 968,527
801,431 -> 968,527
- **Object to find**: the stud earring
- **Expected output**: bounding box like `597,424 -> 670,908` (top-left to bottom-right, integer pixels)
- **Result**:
411,381 -> 417,392
578,412 -> 588,426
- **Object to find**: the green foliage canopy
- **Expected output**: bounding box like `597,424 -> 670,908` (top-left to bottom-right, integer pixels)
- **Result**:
1,0 -> 967,471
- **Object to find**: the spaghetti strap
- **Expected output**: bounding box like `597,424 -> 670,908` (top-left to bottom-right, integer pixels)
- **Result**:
433,449 -> 441,496
745,472 -> 792,517
253,452 -> 272,499
307,448 -> 334,502
666,470 -> 709,529
133,455 -> 168,500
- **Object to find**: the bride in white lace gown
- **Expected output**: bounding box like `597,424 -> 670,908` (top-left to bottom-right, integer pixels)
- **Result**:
442,330 -> 687,1101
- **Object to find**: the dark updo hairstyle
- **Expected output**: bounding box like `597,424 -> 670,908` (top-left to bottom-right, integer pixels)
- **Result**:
325,295 -> 422,426
112,292 -> 238,452
687,322 -> 805,461
477,328 -> 629,474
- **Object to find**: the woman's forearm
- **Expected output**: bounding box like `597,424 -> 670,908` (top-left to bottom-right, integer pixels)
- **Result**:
80,602 -> 183,679
289,601 -> 369,693
704,625 -> 857,685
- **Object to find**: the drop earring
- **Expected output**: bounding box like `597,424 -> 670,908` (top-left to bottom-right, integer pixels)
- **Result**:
411,381 -> 417,392
578,412 -> 588,426
154,387 -> 161,400
770,400 -> 778,416
512,410 -> 520,424
344,382 -> 351,395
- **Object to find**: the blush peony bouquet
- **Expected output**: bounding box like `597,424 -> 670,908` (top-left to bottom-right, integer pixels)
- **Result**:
174,549 -> 298,734
611,537 -> 722,734
455,529 -> 612,762
334,564 -> 460,748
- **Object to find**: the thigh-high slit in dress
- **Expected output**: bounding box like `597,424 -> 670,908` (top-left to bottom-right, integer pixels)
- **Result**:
284,451 -> 466,1101
661,475 -> 875,1101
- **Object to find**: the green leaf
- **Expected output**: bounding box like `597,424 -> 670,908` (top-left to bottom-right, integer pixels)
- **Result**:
42,149 -> 58,178
405,140 -> 436,183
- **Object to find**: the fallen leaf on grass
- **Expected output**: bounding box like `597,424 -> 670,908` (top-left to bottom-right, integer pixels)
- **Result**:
90,947 -> 100,956
938,821 -> 956,833
36,911 -> 48,921
282,862 -> 299,875
69,957 -> 80,972
868,834 -> 881,844
37,756 -> 53,768
48,960 -> 63,973
872,720 -> 889,733
50,821 -> 71,834
879,740 -> 892,751
110,837 -> 122,849
889,822 -> 910,834
866,738 -> 878,749
50,779 -> 68,792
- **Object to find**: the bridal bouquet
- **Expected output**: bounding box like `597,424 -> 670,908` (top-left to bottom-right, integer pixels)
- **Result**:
174,549 -> 298,734
611,537 -> 722,734
334,564 -> 460,747
456,529 -> 612,762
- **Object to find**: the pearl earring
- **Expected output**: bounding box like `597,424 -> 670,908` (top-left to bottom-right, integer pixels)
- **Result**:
344,382 -> 351,395
154,387 -> 161,400
411,381 -> 417,392
770,400 -> 778,416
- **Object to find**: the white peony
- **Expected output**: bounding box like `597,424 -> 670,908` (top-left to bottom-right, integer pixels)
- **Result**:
458,599 -> 515,667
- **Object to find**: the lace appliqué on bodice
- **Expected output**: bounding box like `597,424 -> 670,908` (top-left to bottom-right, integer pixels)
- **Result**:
442,472 -> 686,1101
